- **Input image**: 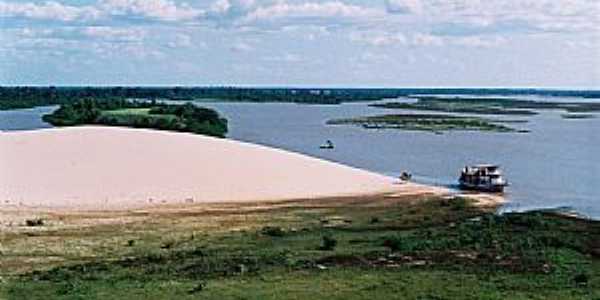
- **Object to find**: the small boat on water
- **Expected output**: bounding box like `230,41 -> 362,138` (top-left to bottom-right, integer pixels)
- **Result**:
459,164 -> 508,193
320,140 -> 335,149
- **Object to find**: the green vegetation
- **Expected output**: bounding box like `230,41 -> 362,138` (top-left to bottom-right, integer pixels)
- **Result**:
42,99 -> 228,138
327,114 -> 527,133
372,96 -> 600,115
371,98 -> 538,115
1,196 -> 598,299
1,87 -> 598,110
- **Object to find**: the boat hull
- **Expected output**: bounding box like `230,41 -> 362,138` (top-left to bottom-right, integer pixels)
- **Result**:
458,181 -> 505,193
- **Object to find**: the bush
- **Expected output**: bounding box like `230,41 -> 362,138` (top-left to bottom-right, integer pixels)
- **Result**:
383,236 -> 403,252
161,241 -> 175,249
451,197 -> 469,211
319,235 -> 337,251
25,218 -> 44,227
261,226 -> 286,237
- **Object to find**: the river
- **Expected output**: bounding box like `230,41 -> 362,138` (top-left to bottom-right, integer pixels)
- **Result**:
1,99 -> 599,218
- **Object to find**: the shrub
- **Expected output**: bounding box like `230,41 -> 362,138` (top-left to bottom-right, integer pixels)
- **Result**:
261,226 -> 286,237
319,235 -> 338,251
451,197 -> 469,211
25,218 -> 44,227
383,236 -> 404,252
161,241 -> 175,249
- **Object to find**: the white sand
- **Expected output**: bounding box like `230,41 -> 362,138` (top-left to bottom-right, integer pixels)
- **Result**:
0,126 -> 438,211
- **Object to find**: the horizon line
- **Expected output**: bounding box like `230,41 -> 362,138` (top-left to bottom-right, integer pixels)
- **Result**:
1,85 -> 599,91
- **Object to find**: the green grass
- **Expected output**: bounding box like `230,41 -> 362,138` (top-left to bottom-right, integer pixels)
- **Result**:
7,266 -> 598,300
101,108 -> 152,115
100,108 -> 179,122
1,197 -> 598,299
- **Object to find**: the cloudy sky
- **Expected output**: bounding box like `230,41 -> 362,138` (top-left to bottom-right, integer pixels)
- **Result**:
1,0 -> 599,87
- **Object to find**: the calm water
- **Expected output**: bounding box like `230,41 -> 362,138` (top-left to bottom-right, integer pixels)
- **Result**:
0,106 -> 55,131
1,101 -> 599,218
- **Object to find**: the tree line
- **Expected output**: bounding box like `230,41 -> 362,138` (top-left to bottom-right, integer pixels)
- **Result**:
2,86 -> 598,111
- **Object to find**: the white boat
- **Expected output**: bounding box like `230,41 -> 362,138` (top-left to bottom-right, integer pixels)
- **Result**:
459,164 -> 508,193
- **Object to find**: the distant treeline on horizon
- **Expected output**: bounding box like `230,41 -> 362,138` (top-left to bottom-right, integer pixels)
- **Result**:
1,86 -> 599,110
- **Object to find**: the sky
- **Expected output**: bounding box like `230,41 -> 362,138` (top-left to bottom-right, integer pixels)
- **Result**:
0,0 -> 599,87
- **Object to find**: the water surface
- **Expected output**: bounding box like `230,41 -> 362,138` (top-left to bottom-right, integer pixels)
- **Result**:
200,101 -> 600,218
0,106 -> 55,131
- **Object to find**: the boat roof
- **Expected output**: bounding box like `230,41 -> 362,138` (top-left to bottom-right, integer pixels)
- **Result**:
469,164 -> 500,168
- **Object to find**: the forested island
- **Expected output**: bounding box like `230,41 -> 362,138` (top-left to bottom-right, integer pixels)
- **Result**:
43,99 -> 228,138
328,114 -> 527,133
561,113 -> 597,119
1,86 -> 599,110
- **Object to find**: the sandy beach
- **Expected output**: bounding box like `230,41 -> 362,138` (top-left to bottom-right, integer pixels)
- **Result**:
0,126 -> 444,211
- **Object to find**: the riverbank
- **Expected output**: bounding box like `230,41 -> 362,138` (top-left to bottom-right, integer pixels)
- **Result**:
0,126 -> 448,211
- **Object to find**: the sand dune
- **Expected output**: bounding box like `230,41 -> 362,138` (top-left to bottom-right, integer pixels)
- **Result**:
0,126 -> 440,211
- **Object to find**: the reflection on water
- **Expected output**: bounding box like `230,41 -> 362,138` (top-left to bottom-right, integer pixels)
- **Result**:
1,101 -> 599,219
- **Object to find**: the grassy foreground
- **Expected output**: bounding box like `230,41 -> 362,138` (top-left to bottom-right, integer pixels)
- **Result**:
1,195 -> 598,299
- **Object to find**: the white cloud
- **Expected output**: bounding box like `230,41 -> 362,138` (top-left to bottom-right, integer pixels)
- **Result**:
350,32 -> 445,47
240,1 -> 382,25
0,0 -> 204,23
10,26 -> 145,43
230,41 -> 253,52
99,0 -> 204,22
412,33 -> 443,46
92,42 -> 165,60
210,0 -> 255,15
350,32 -> 406,47
281,25 -> 330,41
384,0 -> 422,14
454,36 -> 507,48
167,33 -> 193,48
358,52 -> 389,63
265,53 -> 302,63
0,1 -> 101,22
83,26 -> 145,42
351,31 -> 510,48
384,0 -> 600,34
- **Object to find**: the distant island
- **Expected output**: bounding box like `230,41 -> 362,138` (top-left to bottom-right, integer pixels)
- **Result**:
561,113 -> 597,119
328,114 -> 527,133
372,96 -> 600,115
42,99 -> 228,138
1,86 -> 599,110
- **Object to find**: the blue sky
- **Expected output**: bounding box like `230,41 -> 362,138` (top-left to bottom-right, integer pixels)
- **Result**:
1,0 -> 599,87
